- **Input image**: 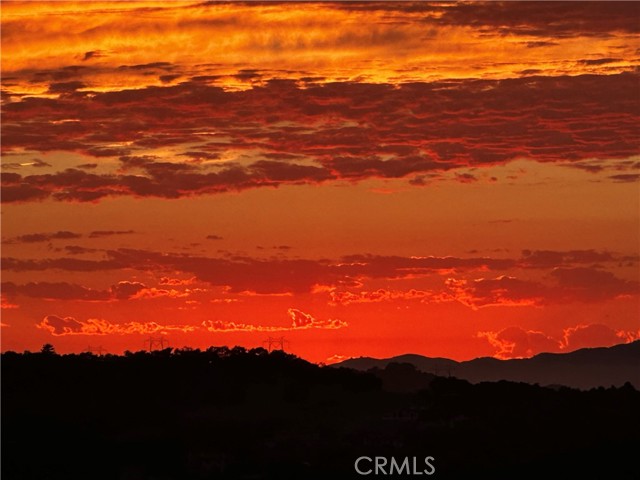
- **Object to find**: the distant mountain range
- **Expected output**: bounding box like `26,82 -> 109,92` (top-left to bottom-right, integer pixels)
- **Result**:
334,341 -> 640,390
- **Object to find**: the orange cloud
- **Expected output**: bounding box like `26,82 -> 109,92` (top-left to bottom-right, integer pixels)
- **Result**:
324,354 -> 350,365
479,324 -> 640,359
1,280 -> 204,303
130,287 -> 197,300
3,73 -> 638,203
4,231 -> 81,243
445,276 -> 544,309
202,309 -> 347,332
561,324 -> 640,351
4,249 -> 637,301
3,1 -> 636,99
1,295 -> 19,309
287,308 -> 347,330
158,277 -> 197,286
3,281 -> 111,301
201,320 -> 270,333
477,327 -> 560,359
329,288 -> 432,306
445,268 -> 639,309
37,315 -> 197,336
37,308 -> 347,337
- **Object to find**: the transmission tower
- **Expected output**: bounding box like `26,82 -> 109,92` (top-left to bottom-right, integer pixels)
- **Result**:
432,362 -> 454,377
263,336 -> 289,352
84,345 -> 106,355
144,336 -> 170,351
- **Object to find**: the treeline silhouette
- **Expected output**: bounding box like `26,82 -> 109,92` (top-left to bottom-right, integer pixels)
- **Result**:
2,345 -> 639,479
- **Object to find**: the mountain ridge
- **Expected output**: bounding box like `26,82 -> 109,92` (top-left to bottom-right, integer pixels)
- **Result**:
333,340 -> 640,390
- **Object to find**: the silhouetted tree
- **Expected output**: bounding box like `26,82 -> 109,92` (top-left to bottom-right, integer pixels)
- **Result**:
40,343 -> 56,355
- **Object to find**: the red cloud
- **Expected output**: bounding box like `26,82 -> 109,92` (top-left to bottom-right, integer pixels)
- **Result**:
88,230 -> 135,238
2,257 -> 125,272
131,287 -> 193,300
2,282 -> 111,301
480,324 -> 640,359
561,324 -> 640,351
434,2 -> 640,36
2,73 -> 638,202
202,309 -> 348,332
329,288 -> 432,306
550,267 -> 639,301
4,249 -> 637,298
37,315 -> 245,336
2,280 -> 199,302
287,308 -> 346,329
446,268 -> 639,309
336,254 -> 515,279
36,308 -> 348,337
5,231 -> 82,243
158,277 -> 197,286
445,276 -> 546,309
331,2 -> 639,37
519,249 -> 619,268
324,354 -> 350,365
102,250 -> 519,293
110,281 -> 146,300
1,295 -> 19,309
477,327 -> 561,359
37,315 -> 198,336
201,320 -> 266,332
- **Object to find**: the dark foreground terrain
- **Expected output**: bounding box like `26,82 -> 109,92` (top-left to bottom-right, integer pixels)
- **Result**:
2,346 -> 639,479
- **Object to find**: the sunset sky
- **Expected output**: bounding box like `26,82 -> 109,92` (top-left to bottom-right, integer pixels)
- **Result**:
2,1 -> 639,363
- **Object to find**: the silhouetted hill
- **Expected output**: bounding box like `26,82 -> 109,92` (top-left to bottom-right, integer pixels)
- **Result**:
2,346 -> 639,479
335,341 -> 640,390
337,353 -> 459,377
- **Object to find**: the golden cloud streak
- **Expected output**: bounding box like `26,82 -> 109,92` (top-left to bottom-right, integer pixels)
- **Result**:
3,2 -> 638,96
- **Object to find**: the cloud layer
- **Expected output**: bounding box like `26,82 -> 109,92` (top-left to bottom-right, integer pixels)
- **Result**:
479,324 -> 640,359
4,249 -> 636,308
38,308 -> 346,337
3,73 -> 638,202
